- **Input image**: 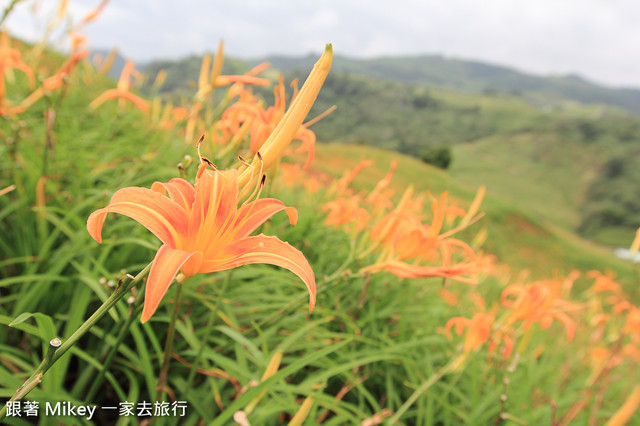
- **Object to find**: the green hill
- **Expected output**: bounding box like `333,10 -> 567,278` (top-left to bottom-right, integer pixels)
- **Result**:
312,143 -> 636,288
259,53 -> 640,114
3,38 -> 639,425
139,53 -> 640,247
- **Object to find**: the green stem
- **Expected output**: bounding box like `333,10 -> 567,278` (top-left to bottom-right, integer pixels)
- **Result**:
183,271 -> 231,393
386,357 -> 458,424
85,281 -> 147,402
0,262 -> 152,422
0,0 -> 24,26
154,280 -> 184,403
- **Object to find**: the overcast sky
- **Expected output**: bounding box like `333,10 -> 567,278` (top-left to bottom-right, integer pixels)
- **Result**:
3,0 -> 640,88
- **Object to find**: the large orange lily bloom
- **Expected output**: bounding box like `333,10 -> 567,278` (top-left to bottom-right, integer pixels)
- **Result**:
87,163 -> 316,322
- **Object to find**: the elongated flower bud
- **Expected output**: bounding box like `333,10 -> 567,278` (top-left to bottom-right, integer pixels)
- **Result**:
237,44 -> 332,189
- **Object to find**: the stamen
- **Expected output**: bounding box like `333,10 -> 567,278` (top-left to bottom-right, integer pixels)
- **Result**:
238,152 -> 265,201
196,133 -> 206,163
201,156 -> 218,170
240,165 -> 266,209
238,155 -> 252,167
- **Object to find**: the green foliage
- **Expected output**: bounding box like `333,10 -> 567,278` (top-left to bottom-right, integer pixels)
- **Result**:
314,143 -> 636,284
421,145 -> 452,169
141,55 -> 250,101
1,41 -> 639,426
137,52 -> 640,244
580,152 -> 640,245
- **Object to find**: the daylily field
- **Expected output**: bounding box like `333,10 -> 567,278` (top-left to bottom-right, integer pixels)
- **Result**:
1,3 -> 640,426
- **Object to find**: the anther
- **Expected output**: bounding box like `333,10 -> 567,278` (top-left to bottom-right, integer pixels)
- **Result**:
201,157 -> 217,170
197,134 -> 205,148
260,174 -> 267,187
238,155 -> 252,167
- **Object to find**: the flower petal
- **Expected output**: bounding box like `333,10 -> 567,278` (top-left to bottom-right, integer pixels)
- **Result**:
201,234 -> 316,312
141,245 -> 203,323
231,198 -> 297,239
189,168 -> 238,247
87,187 -> 189,246
151,178 -> 195,214
361,259 -> 477,284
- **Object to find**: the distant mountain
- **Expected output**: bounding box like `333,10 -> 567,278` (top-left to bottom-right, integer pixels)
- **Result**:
249,54 -> 640,115
132,51 -> 640,247
88,48 -> 129,81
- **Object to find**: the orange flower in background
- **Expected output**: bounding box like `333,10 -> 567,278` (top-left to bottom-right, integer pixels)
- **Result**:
87,161 -> 316,322
501,277 -> 578,340
587,270 -> 621,294
624,306 -> 640,334
331,159 -> 374,197
16,49 -> 88,113
0,32 -> 35,113
237,45 -> 333,189
323,196 -> 370,232
277,163 -> 323,193
90,60 -> 150,112
362,190 -> 479,283
218,74 -> 330,170
365,160 -> 397,214
445,312 -> 495,353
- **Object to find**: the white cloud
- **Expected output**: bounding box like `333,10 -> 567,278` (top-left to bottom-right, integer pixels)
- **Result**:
2,0 -> 640,87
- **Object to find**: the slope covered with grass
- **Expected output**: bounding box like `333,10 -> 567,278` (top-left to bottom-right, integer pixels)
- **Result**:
313,143 -> 636,287
142,51 -> 640,247
1,29 -> 640,426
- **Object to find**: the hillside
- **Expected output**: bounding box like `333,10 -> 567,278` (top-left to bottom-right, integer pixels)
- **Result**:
258,53 -> 640,114
303,74 -> 640,246
138,52 -> 640,247
3,31 -> 640,425
311,144 -> 636,288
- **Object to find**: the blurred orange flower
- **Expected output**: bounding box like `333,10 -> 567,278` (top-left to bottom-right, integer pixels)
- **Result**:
501,278 -> 578,340
445,312 -> 494,353
87,162 -> 316,322
323,196 -> 370,232
0,32 -> 35,113
90,60 -> 150,112
363,191 -> 478,282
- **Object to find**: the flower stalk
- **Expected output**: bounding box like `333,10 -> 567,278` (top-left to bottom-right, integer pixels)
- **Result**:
0,263 -> 151,422
155,279 -> 185,403
85,279 -> 148,402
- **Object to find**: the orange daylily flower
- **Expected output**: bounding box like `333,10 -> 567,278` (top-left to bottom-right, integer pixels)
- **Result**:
218,74 -> 329,170
87,162 -> 316,322
624,306 -> 640,334
445,312 -> 494,353
587,270 -> 621,294
237,44 -> 332,189
334,160 -> 373,196
323,196 -> 370,232
80,0 -> 109,25
0,32 -> 35,113
363,191 -> 478,282
17,49 -> 88,113
90,89 -> 150,112
90,60 -> 150,112
501,278 -> 577,340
